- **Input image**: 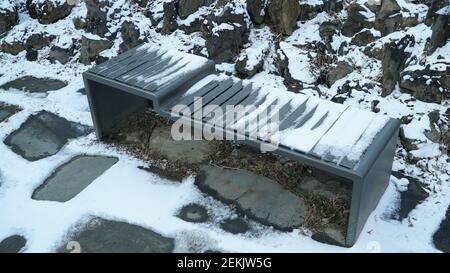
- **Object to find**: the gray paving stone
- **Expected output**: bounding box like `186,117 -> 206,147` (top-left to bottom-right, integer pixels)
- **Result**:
61,218 -> 175,253
220,218 -> 250,234
4,111 -> 92,161
177,204 -> 209,223
0,76 -> 67,93
0,235 -> 27,253
32,155 -> 119,202
0,103 -> 20,123
195,166 -> 307,231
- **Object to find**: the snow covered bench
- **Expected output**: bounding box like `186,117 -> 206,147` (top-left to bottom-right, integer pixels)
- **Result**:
83,44 -> 400,247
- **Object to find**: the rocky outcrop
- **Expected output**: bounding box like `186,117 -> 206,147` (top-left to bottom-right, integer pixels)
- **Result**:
326,61 -> 353,87
49,39 -> 75,64
25,33 -> 55,50
247,0 -> 266,25
235,42 -> 269,78
0,0 -> 18,34
26,0 -> 73,24
79,35 -> 113,65
298,1 -> 323,21
374,0 -> 401,36
161,1 -> 178,34
267,0 -> 300,35
178,0 -> 213,19
351,29 -> 377,46
427,14 -> 449,55
341,3 -> 374,37
119,21 -> 143,53
319,22 -> 339,42
85,0 -> 111,37
400,67 -> 450,103
203,3 -> 248,63
381,35 -> 415,96
425,0 -> 448,26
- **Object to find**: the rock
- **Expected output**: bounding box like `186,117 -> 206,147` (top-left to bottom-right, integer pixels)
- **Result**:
0,103 -> 20,123
351,29 -> 377,46
130,0 -> 149,8
235,43 -> 269,78
85,0 -> 111,37
326,61 -> 353,87
274,42 -> 302,91
177,204 -> 209,223
79,35 -> 113,65
1,39 -> 24,55
425,0 -> 448,26
267,0 -> 300,35
427,14 -> 450,55
195,165 -> 307,231
400,67 -> 450,103
161,1 -> 178,34
25,46 -> 38,61
363,43 -> 384,60
26,0 -> 73,24
433,205 -> 450,253
0,0 -> 18,34
220,218 -> 250,234
319,22 -> 339,42
179,0 -> 213,19
0,76 -> 67,92
425,110 -> 443,143
374,0 -> 401,36
0,235 -> 26,253
3,111 -> 91,161
247,0 -> 266,25
399,127 -> 419,151
26,33 -> 54,50
73,17 -> 87,29
49,45 -> 74,64
60,218 -> 175,253
381,35 -> 415,96
119,21 -> 143,53
203,3 -> 248,63
371,99 -> 381,113
341,3 -> 374,37
298,1 -> 324,21
392,171 -> 429,220
311,228 -> 346,247
323,0 -> 343,14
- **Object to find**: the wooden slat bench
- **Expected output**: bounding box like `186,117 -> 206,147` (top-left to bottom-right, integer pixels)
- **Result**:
83,44 -> 400,247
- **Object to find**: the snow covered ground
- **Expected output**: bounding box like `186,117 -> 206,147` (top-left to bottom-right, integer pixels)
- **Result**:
0,0 -> 449,253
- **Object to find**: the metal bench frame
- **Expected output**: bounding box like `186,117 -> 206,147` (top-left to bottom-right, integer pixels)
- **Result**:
83,46 -> 400,247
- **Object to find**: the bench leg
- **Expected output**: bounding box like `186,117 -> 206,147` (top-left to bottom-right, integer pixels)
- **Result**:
84,78 -> 150,140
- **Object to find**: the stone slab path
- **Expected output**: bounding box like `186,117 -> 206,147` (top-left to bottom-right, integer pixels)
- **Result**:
0,76 -> 67,93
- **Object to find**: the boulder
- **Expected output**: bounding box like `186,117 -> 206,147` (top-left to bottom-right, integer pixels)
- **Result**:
323,0 -> 344,13
400,67 -> 449,103
26,0 -> 73,24
119,21 -> 143,53
178,0 -> 213,19
1,39 -> 24,55
0,0 -> 18,34
49,45 -> 74,64
298,1 -> 324,21
161,1 -> 178,34
73,17 -> 87,29
267,0 -> 300,35
319,22 -> 339,42
85,0 -> 111,37
79,35 -> 113,65
427,14 -> 449,55
130,0 -> 149,8
203,3 -> 248,63
235,43 -> 269,78
341,3 -> 374,37
25,33 -> 54,50
326,61 -> 353,87
425,0 -> 448,26
381,35 -> 415,96
25,46 -> 38,61
351,29 -> 377,46
247,0 -> 266,25
274,42 -> 302,91
374,0 -> 402,36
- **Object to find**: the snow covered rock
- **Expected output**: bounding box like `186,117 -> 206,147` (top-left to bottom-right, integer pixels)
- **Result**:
178,0 -> 213,19
400,67 -> 450,103
319,21 -> 339,42
341,2 -> 374,37
49,36 -> 75,64
25,33 -> 55,50
351,29 -> 377,46
203,2 -> 248,63
0,0 -> 18,34
235,41 -> 269,78
298,0 -> 324,21
79,34 -> 113,64
26,0 -> 73,24
120,21 -> 144,52
326,61 -> 353,87
381,35 -> 415,96
374,0 -> 401,35
130,0 -> 149,8
247,0 -> 266,25
85,0 -> 111,37
267,0 -> 300,35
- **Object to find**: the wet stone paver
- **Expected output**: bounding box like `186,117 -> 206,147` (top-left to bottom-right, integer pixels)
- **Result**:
0,103 -> 20,123
392,171 -> 429,220
195,166 -> 307,231
177,204 -> 209,223
4,111 -> 91,161
0,76 -> 67,93
60,218 -> 175,253
220,218 -> 250,235
0,235 -> 27,253
433,206 -> 450,253
32,155 -> 119,202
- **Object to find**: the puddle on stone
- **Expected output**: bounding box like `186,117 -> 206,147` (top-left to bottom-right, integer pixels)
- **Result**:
0,76 -> 67,93
0,235 -> 27,253
59,218 -> 175,253
220,218 -> 250,235
177,204 -> 209,223
4,111 -> 92,161
32,155 -> 118,202
0,103 -> 20,123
